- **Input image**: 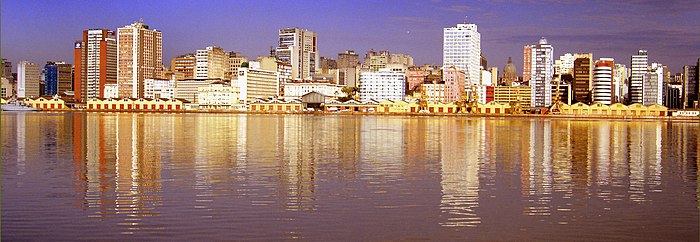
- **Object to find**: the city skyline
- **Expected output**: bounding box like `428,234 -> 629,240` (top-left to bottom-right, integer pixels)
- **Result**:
2,0 -> 699,73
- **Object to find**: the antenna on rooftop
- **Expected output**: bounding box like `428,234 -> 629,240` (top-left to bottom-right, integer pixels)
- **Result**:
464,16 -> 468,24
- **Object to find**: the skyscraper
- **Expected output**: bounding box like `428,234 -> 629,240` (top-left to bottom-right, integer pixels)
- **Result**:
528,38 -> 554,107
117,20 -> 163,98
74,29 -> 117,101
17,61 -> 41,98
629,50 -> 648,104
523,45 -> 533,83
502,57 -> 517,86
195,46 -> 227,79
573,53 -> 593,103
682,63 -> 698,108
443,21 -> 481,86
592,58 -> 614,104
643,63 -> 663,106
43,61 -> 73,96
338,50 -> 360,87
275,27 -> 318,81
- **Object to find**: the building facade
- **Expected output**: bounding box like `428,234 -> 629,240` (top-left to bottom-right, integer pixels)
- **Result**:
629,50 -> 648,104
283,82 -> 343,99
144,78 -> 175,99
443,22 -> 481,86
171,53 -> 196,80
195,46 -> 228,79
613,64 -> 628,103
528,38 -> 554,107
573,53 -> 593,103
117,21 -> 163,98
523,45 -> 532,83
683,63 -> 698,108
643,63 -> 664,106
592,58 -> 614,104
502,57 -> 518,86
359,68 -> 406,102
235,68 -> 279,103
275,27 -> 318,81
17,61 -> 41,98
74,29 -> 117,101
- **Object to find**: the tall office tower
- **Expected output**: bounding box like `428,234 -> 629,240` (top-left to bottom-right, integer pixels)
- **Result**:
117,21 -> 163,98
528,38 -> 554,107
275,27 -> 318,81
592,58 -> 614,104
502,57 -> 518,86
195,46 -> 227,79
443,21 -> 481,86
555,53 -> 575,75
43,62 -> 71,96
338,50 -> 360,86
74,29 -> 117,101
643,63 -> 664,105
613,64 -> 628,103
629,50 -> 648,104
171,53 -> 196,80
17,61 -> 41,98
682,64 -> 698,108
227,52 -> 248,81
523,45 -> 533,83
573,53 -> 593,103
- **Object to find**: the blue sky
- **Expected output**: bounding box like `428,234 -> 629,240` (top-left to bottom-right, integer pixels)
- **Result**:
2,0 -> 699,73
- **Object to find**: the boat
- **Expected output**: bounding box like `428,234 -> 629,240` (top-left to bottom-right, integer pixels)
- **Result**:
2,103 -> 39,111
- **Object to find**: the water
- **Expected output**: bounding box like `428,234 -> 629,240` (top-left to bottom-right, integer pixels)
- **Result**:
2,112 -> 699,240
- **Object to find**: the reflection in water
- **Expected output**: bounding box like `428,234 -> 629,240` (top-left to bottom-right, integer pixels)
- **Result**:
1,113 -> 699,240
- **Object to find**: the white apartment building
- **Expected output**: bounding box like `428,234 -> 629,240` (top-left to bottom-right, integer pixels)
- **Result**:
613,64 -> 628,103
629,50 -> 648,104
359,68 -> 406,102
275,27 -> 318,81
443,22 -> 481,86
283,82 -> 344,99
555,53 -> 575,75
197,84 -> 242,109
643,63 -> 664,106
144,78 -> 175,99
529,38 -> 554,107
17,61 -> 40,98
235,67 -> 279,104
592,58 -> 614,104
175,78 -> 223,102
195,46 -> 227,79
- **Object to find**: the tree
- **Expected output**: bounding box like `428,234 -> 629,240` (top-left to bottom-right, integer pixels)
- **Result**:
338,86 -> 359,102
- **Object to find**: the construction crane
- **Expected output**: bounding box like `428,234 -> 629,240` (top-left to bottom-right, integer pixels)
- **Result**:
466,85 -> 480,113
548,77 -> 564,114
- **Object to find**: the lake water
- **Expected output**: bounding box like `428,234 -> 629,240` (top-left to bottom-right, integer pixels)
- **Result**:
2,112 -> 699,240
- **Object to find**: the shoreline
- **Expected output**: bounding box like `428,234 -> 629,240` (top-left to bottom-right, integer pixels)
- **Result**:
12,109 -> 700,122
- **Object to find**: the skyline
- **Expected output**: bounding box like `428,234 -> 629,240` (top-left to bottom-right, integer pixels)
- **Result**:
2,0 -> 699,73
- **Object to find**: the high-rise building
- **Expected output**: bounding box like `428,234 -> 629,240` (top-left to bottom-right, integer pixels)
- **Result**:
664,83 -> 683,109
629,50 -> 648,104
502,57 -> 517,86
359,68 -> 406,102
74,29 -> 117,101
443,21 -> 481,86
17,61 -> 41,98
682,64 -> 698,108
275,27 -> 318,81
338,50 -> 360,87
573,53 -> 593,103
442,66 -> 466,102
613,64 -> 628,103
2,59 -> 12,80
554,53 -> 575,75
195,46 -> 228,79
643,63 -> 664,106
234,67 -> 279,103
523,45 -> 533,83
227,52 -> 248,81
43,62 -> 72,96
117,21 -> 163,98
171,53 -> 196,80
528,38 -> 554,107
592,58 -> 614,104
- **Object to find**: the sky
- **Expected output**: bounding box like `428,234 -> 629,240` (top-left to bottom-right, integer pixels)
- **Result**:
2,0 -> 699,74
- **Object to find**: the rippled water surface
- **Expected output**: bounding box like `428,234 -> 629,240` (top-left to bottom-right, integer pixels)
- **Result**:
2,112 -> 699,240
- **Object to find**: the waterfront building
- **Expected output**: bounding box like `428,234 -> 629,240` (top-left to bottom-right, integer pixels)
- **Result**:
283,82 -> 344,99
643,63 -> 664,106
523,45 -> 532,83
629,50 -> 648,104
248,98 -> 303,112
23,96 -> 68,110
573,53 -> 593,103
43,62 -> 58,96
359,68 -> 406,102
227,52 -> 248,80
502,57 -> 518,86
275,27 -> 318,81
103,84 -> 119,99
421,84 -> 450,103
117,20 -> 163,98
144,78 -> 175,99
2,59 -> 12,80
195,46 -> 228,79
528,38 -> 554,107
175,78 -> 226,103
235,67 -> 279,104
255,56 -> 291,95
613,64 -> 628,103
74,29 -> 117,101
171,53 -> 196,80
86,97 -> 186,111
682,63 -> 698,108
43,62 -> 72,96
443,66 -> 466,102
443,21 -> 481,86
493,85 -> 532,110
592,58 -> 614,104
664,84 -> 683,109
17,61 -> 40,98
197,83 -> 242,110
1,77 -> 10,98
